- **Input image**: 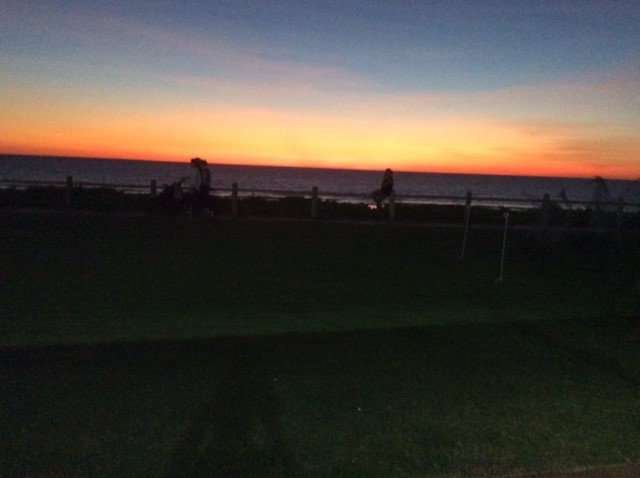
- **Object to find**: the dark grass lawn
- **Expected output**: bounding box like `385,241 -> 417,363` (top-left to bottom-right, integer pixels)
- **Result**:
1,212 -> 636,345
3,321 -> 639,477
1,211 -> 639,477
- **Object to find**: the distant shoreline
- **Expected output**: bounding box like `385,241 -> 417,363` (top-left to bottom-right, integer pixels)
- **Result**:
2,155 -> 639,214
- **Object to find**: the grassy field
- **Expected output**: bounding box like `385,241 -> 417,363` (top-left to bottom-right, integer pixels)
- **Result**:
1,211 -> 639,477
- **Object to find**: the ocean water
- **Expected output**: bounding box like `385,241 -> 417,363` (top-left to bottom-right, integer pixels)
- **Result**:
1,154 -> 638,209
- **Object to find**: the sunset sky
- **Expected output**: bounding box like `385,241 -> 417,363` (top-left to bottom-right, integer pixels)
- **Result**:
1,0 -> 638,178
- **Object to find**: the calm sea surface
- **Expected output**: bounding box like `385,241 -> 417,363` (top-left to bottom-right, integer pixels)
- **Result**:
1,155 -> 638,208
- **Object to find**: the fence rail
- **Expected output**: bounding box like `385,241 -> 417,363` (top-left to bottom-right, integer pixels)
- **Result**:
1,177 -> 639,217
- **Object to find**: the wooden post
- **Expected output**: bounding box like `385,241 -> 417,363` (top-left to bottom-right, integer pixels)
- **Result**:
231,182 -> 239,217
150,180 -> 157,197
616,196 -> 624,230
464,191 -> 472,224
66,176 -> 73,208
459,191 -> 472,260
496,211 -> 510,283
388,190 -> 396,220
539,193 -> 551,228
311,186 -> 318,218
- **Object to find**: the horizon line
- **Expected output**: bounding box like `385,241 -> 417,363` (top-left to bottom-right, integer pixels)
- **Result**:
1,151 -> 637,182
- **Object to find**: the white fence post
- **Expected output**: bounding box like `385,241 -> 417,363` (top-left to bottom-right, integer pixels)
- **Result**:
459,191 -> 472,260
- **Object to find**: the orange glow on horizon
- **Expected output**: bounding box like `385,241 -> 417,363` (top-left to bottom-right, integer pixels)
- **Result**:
3,143 -> 638,180
1,99 -> 638,179
2,3 -> 638,181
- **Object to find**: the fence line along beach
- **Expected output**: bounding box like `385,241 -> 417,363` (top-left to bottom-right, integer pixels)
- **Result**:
1,154 -> 639,211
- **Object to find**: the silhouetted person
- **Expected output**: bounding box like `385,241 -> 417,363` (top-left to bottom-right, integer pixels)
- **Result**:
182,157 -> 204,216
371,168 -> 394,209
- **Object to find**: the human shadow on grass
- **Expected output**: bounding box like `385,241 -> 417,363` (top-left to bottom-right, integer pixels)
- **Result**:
165,352 -> 298,478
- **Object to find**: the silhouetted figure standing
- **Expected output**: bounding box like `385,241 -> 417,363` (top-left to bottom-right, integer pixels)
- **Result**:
371,168 -> 394,210
183,157 -> 205,216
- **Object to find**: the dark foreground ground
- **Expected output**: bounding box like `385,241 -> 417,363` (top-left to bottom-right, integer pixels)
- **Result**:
1,212 -> 639,477
3,319 -> 639,477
